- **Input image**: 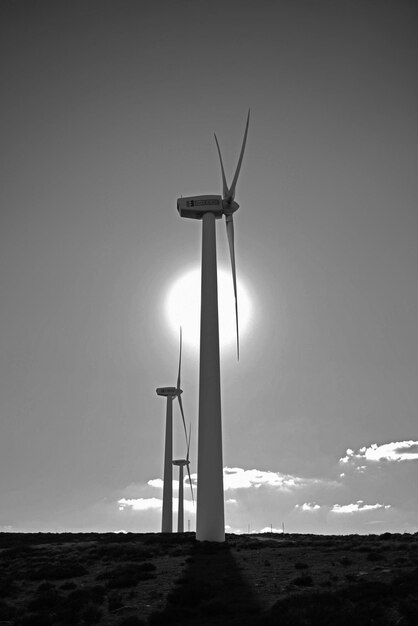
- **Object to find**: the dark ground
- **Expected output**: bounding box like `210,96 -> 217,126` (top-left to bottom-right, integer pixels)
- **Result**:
0,531 -> 417,625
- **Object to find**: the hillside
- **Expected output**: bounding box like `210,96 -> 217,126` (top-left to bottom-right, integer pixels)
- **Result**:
0,532 -> 417,625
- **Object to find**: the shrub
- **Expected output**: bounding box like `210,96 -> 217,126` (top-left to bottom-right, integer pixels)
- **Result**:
293,575 -> 314,587
91,542 -> 154,562
0,599 -> 15,620
27,560 -> 88,580
66,585 -> 106,610
60,580 -> 77,590
80,602 -> 102,624
97,562 -> 156,588
27,588 -> 63,612
37,581 -> 55,592
294,562 -> 309,570
366,551 -> 385,562
118,617 -> 147,626
0,574 -> 18,596
19,613 -> 55,626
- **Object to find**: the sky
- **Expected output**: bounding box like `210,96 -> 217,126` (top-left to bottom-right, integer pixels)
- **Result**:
1,0 -> 417,535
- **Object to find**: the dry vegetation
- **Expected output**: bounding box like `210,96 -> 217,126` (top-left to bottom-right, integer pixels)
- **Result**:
0,531 -> 417,625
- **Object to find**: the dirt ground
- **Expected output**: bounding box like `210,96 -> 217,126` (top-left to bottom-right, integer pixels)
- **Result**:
0,532 -> 417,625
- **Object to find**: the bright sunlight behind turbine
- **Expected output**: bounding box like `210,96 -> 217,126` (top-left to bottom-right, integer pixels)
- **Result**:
166,267 -> 252,350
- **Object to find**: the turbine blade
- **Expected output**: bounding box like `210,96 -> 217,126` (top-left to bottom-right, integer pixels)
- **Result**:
176,327 -> 182,390
177,394 -> 188,445
226,214 -> 239,360
229,109 -> 250,200
186,423 -> 191,462
214,133 -> 229,198
185,423 -> 194,505
186,463 -> 194,506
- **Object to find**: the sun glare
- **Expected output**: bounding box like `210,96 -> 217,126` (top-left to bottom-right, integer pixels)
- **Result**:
166,267 -> 252,350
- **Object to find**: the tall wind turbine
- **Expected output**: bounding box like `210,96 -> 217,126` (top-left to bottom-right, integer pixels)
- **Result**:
177,111 -> 250,541
156,329 -> 188,533
173,424 -> 194,533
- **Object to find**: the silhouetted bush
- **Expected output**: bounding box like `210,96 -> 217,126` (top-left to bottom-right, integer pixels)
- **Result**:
293,574 -> 314,587
27,560 -> 88,580
60,580 -> 78,590
294,562 -> 309,570
97,562 -> 156,588
266,572 -> 418,626
80,602 -> 102,624
0,599 -> 15,620
345,573 -> 357,583
19,612 -> 55,626
167,581 -> 213,608
66,585 -> 106,609
0,573 -> 19,596
27,587 -> 63,612
203,598 -> 234,616
2,543 -> 36,558
366,550 -> 385,562
90,542 -> 154,562
118,616 -> 147,626
37,581 -> 55,592
108,590 -> 124,611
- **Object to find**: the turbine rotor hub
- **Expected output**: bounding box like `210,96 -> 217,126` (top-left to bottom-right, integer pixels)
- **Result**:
222,199 -> 239,216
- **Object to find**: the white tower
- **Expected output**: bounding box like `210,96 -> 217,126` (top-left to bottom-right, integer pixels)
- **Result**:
155,388 -> 175,532
177,112 -> 249,541
156,330 -> 187,533
173,459 -> 189,532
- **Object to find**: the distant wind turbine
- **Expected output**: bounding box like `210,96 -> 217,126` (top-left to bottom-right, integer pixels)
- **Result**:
156,328 -> 188,533
177,111 -> 250,541
173,423 -> 194,533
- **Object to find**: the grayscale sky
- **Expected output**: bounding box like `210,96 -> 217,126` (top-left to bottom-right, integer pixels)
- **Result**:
1,0 -> 417,535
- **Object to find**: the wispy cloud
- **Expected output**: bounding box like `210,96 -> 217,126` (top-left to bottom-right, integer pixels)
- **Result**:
118,497 -> 161,511
114,439 -> 418,534
118,496 -> 194,515
147,479 -> 164,489
340,440 -> 418,464
331,501 -> 391,514
223,467 -> 324,491
295,502 -> 321,511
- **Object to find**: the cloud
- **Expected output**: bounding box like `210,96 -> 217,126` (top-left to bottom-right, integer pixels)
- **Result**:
222,467 -> 322,491
340,440 -> 418,464
331,501 -> 391,514
295,502 -> 321,511
118,497 -> 161,511
118,496 -> 194,515
147,478 -> 164,489
113,441 -> 418,535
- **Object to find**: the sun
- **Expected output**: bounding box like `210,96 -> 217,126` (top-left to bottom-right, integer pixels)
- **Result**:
165,267 -> 252,351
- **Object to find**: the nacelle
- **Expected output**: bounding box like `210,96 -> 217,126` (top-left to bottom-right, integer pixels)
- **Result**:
156,386 -> 179,397
177,195 -> 223,220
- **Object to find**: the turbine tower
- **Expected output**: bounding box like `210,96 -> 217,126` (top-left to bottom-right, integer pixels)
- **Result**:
177,111 -> 250,541
173,424 -> 194,533
156,329 -> 188,533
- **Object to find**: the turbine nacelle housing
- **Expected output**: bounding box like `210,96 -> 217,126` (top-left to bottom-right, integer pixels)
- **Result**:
177,195 -> 223,220
156,386 -> 182,397
173,459 -> 190,466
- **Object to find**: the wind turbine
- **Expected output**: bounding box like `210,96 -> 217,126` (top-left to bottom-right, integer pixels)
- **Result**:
177,111 -> 250,541
156,328 -> 188,533
173,424 -> 194,533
